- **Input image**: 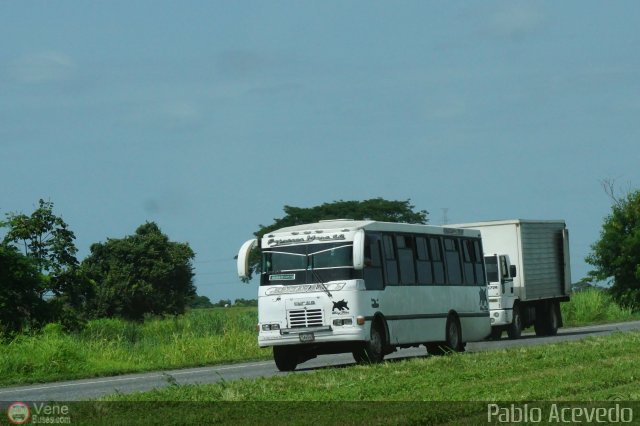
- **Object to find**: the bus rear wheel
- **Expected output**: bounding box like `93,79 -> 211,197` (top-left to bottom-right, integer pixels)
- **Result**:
353,323 -> 384,364
428,316 -> 465,355
273,346 -> 298,372
444,315 -> 464,352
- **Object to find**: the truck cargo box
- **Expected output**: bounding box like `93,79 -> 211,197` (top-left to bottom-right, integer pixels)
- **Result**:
450,220 -> 571,301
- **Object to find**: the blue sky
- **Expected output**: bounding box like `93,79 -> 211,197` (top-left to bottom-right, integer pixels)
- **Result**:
1,1 -> 639,303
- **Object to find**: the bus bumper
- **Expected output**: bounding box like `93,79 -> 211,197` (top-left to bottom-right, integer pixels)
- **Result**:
258,326 -> 367,348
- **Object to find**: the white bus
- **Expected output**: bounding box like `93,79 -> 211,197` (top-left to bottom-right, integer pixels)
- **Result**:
237,220 -> 491,371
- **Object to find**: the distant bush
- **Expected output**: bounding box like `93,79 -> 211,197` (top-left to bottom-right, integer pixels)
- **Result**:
562,288 -> 636,326
0,308 -> 264,386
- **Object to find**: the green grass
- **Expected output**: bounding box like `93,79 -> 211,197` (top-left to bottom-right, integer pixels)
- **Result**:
561,288 -> 638,326
81,332 -> 640,425
104,331 -> 640,402
0,290 -> 638,388
0,308 -> 270,387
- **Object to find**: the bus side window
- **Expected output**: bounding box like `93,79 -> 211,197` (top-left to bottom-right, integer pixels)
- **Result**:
444,238 -> 463,285
396,235 -> 416,285
382,234 -> 399,285
416,237 -> 433,285
429,237 -> 445,285
474,240 -> 485,285
462,239 -> 475,285
363,234 -> 384,290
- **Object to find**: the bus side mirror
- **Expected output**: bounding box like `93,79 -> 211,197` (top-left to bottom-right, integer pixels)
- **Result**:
353,229 -> 365,270
237,239 -> 257,279
510,265 -> 517,278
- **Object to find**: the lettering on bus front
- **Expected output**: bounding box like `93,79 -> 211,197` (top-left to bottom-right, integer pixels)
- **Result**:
267,233 -> 346,247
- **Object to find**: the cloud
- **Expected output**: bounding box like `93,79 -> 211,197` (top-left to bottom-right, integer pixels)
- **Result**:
126,100 -> 202,131
214,49 -> 299,80
216,50 -> 269,78
487,1 -> 544,40
8,51 -> 77,83
160,101 -> 201,125
425,99 -> 467,121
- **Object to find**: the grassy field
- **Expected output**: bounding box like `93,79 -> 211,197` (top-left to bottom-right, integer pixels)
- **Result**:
0,308 -> 268,387
0,289 -> 638,388
83,331 -> 640,425
561,288 -> 637,326
105,331 -> 640,402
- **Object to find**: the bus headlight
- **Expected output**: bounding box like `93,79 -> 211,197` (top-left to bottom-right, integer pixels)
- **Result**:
332,318 -> 353,326
261,323 -> 281,331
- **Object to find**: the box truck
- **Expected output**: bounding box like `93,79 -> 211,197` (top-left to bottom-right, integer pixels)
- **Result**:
449,220 -> 571,339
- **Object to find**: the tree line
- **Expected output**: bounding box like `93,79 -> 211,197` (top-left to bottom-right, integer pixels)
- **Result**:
2,191 -> 637,334
242,194 -> 640,311
586,184 -> 640,310
0,199 -> 196,334
189,296 -> 258,308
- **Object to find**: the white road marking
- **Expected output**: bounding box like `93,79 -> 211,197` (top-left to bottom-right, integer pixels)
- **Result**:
0,361 -> 273,395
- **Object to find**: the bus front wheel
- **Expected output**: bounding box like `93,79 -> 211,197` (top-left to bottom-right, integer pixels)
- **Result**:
353,323 -> 385,364
273,346 -> 298,372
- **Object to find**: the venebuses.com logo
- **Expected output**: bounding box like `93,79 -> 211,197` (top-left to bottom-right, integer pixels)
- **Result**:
6,401 -> 72,424
7,402 -> 30,425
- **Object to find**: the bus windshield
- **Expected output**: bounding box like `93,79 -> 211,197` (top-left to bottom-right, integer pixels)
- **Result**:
261,243 -> 355,285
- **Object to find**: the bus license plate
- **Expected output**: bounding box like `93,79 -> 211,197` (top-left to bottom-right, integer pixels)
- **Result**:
299,332 -> 315,342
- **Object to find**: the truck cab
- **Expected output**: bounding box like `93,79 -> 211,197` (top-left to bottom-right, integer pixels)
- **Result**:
484,254 -> 519,338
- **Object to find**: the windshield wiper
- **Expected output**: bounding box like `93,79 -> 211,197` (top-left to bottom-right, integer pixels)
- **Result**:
308,259 -> 332,298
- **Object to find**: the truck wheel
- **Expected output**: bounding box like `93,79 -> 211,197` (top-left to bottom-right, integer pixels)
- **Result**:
534,302 -> 559,336
273,346 -> 298,372
353,323 -> 385,364
489,327 -> 503,340
444,315 -> 465,352
538,302 -> 559,336
534,303 -> 547,336
507,305 -> 522,340
546,304 -> 559,336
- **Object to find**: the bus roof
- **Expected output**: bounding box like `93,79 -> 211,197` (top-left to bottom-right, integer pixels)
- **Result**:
264,220 -> 481,238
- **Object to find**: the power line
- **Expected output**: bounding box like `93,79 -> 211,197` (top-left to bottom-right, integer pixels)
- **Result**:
441,208 -> 449,225
196,271 -> 236,276
194,258 -> 234,264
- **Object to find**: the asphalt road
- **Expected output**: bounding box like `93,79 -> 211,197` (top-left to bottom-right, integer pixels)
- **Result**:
1,320 -> 639,402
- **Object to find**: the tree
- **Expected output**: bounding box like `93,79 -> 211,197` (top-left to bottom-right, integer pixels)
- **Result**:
234,298 -> 258,307
0,244 -> 45,333
212,299 -> 232,308
586,188 -> 640,309
256,198 -> 428,237
82,222 -> 196,320
1,200 -> 87,330
242,198 -> 428,280
3,199 -> 78,278
188,294 -> 214,309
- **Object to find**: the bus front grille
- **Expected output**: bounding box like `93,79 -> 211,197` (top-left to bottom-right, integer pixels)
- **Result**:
288,308 -> 324,328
